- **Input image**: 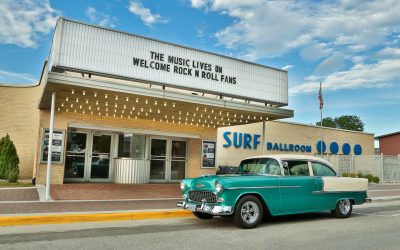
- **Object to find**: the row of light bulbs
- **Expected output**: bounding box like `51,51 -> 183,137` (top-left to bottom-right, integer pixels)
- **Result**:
62,89 -> 268,126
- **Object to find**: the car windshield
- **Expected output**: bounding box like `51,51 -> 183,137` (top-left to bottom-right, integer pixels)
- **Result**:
239,158 -> 281,175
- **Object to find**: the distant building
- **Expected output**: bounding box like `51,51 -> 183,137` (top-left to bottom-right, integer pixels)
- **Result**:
375,132 -> 400,156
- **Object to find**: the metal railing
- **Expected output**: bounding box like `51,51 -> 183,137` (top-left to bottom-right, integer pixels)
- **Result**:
319,154 -> 400,183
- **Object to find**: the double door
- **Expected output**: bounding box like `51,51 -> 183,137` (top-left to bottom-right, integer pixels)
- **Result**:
64,130 -> 114,182
150,138 -> 187,182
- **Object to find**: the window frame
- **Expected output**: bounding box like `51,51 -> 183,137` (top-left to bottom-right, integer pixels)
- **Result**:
309,161 -> 338,177
281,160 -> 311,177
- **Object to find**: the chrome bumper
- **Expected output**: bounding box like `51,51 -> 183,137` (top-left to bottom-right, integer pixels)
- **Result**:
177,200 -> 233,215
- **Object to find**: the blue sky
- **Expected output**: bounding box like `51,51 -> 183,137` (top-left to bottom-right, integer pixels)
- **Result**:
0,0 -> 399,137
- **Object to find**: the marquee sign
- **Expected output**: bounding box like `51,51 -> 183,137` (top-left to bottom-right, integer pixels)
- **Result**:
51,18 -> 288,104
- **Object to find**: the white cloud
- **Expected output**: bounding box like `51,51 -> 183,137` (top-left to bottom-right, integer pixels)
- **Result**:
376,47 -> 400,59
191,0 -> 400,60
0,70 -> 36,84
129,0 -> 168,26
314,53 -> 345,76
300,42 -> 332,61
86,7 -> 118,28
191,0 -> 209,9
289,59 -> 400,95
0,0 -> 59,48
282,64 -> 294,71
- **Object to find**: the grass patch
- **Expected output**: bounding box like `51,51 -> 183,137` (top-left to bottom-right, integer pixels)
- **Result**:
0,182 -> 34,188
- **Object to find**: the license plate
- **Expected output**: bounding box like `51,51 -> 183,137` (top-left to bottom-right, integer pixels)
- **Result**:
188,204 -> 197,211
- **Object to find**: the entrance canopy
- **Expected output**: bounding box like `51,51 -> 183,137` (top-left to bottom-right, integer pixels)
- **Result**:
39,70 -> 293,127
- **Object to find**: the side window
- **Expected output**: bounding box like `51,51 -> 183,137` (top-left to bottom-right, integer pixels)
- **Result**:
286,161 -> 310,176
311,162 -> 336,176
264,159 -> 281,175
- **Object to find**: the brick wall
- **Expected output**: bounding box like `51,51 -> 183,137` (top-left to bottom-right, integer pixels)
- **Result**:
0,84 -> 43,178
379,133 -> 400,155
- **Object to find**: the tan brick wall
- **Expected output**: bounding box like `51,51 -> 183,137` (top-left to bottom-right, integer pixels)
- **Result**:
187,138 -> 215,178
0,84 -> 43,178
217,121 -> 375,167
35,110 -> 217,184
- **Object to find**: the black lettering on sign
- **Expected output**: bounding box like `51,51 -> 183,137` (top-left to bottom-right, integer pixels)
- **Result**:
215,65 -> 223,73
150,51 -> 164,61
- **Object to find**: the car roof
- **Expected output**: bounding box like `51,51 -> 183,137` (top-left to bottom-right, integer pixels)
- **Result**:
244,154 -> 332,166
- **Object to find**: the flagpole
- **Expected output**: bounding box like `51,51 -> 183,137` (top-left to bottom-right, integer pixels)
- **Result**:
319,82 -> 323,157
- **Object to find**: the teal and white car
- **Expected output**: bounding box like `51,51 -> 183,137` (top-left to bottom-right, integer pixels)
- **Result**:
177,155 -> 369,229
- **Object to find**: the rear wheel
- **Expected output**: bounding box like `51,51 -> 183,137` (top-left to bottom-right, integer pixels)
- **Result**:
234,195 -> 263,229
331,199 -> 353,218
192,212 -> 214,220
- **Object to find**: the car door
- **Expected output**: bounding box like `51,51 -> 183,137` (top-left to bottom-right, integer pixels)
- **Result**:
278,160 -> 319,214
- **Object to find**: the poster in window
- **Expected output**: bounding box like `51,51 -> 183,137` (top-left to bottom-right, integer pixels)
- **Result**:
40,128 -> 65,164
202,140 -> 216,168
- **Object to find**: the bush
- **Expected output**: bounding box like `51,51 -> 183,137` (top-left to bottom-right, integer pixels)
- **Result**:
0,134 -> 20,182
372,176 -> 380,183
341,172 -> 380,183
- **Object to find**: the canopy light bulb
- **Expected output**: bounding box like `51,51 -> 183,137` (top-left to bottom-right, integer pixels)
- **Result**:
82,91 -> 86,96
71,89 -> 74,94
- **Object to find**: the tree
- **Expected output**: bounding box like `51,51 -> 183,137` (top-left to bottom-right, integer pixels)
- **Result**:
316,115 -> 365,132
0,134 -> 20,182
316,117 -> 336,128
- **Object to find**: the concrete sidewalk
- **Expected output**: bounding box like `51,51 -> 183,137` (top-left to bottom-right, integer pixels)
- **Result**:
1,183 -> 400,227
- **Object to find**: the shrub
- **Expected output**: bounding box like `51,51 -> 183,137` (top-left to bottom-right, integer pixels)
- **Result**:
0,134 -> 20,182
372,176 -> 380,183
341,172 -> 380,183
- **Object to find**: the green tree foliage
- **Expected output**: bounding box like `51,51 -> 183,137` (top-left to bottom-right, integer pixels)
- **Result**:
316,115 -> 365,132
0,134 -> 20,182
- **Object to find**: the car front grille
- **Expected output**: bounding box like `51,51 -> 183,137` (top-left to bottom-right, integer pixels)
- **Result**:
189,190 -> 217,203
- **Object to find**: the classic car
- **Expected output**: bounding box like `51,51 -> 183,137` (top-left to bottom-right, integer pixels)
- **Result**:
177,155 -> 370,229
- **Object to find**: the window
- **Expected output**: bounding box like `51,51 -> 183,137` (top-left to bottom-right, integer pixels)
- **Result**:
239,158 -> 281,175
118,134 -> 145,159
311,162 -> 336,176
285,161 -> 310,176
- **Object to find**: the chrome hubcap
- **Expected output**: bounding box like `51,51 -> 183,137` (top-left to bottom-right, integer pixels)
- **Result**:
339,199 -> 351,214
240,201 -> 259,224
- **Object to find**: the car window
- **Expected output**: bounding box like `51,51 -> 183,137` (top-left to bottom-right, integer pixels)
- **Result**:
240,158 -> 267,174
311,162 -> 336,176
285,161 -> 310,176
264,159 -> 281,175
239,158 -> 281,175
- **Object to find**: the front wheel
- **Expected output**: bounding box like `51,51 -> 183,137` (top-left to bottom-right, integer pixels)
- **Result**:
192,212 -> 214,220
234,195 -> 263,229
331,199 -> 353,218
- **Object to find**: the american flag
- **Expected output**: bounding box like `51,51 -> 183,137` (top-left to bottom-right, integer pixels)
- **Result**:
318,82 -> 323,110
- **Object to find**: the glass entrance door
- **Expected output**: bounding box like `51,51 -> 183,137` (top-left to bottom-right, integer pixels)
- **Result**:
64,131 -> 87,180
150,139 -> 168,181
64,129 -> 113,182
170,140 -> 186,181
150,138 -> 187,182
89,134 -> 112,180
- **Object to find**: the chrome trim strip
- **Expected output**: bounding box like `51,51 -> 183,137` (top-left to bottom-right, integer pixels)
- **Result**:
225,186 -> 279,190
312,190 -> 367,195
225,185 -> 301,190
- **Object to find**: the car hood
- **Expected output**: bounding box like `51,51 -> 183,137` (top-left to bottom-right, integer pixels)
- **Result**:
186,174 -> 277,191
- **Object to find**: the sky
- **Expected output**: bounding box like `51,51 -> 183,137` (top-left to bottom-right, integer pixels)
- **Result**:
0,0 -> 399,137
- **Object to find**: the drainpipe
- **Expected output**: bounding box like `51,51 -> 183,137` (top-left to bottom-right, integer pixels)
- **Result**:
45,91 -> 56,201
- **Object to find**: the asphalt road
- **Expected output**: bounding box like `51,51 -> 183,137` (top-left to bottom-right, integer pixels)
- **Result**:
1,201 -> 400,250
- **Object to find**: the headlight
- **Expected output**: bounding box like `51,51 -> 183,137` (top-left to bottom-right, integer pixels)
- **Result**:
215,181 -> 223,193
180,182 -> 186,191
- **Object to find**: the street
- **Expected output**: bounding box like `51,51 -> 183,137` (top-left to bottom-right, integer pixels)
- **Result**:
1,200 -> 400,250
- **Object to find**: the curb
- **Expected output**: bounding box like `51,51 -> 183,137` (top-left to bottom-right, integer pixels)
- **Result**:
370,196 -> 400,202
0,210 -> 192,227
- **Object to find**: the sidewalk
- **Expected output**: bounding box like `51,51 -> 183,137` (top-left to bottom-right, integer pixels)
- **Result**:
1,183 -> 400,226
